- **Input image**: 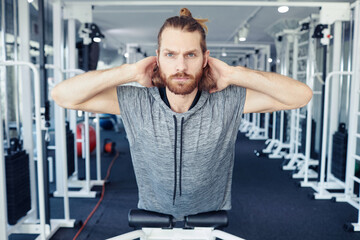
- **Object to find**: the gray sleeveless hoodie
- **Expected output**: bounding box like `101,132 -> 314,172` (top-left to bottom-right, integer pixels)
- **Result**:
117,85 -> 246,219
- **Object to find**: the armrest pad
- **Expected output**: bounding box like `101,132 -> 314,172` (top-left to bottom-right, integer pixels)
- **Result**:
128,209 -> 174,228
185,210 -> 228,229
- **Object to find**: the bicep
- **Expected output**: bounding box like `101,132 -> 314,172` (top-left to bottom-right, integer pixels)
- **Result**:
70,87 -> 120,115
243,88 -> 289,114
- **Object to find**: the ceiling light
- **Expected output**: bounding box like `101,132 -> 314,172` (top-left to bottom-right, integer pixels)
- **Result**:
278,6 -> 289,13
221,52 -> 227,57
124,52 -> 129,58
27,0 -> 34,2
221,48 -> 227,57
93,37 -> 102,43
268,58 -> 273,63
238,24 -> 249,42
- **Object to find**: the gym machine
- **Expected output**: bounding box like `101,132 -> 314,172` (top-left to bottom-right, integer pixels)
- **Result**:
279,17 -> 319,181
52,0 -> 105,199
0,1 -> 91,238
0,60 -> 75,239
305,23 -> 351,199
298,4 -> 351,196
333,1 -> 360,232
268,32 -> 292,159
256,29 -> 295,160
245,48 -> 270,141
107,209 -> 245,240
290,1 -> 360,232
239,46 -> 271,141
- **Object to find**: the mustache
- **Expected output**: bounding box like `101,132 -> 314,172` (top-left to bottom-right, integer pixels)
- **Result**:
169,72 -> 194,80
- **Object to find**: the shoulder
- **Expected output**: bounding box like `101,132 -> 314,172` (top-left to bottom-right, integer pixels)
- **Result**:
210,85 -> 246,99
206,85 -> 247,113
116,84 -> 151,99
226,85 -> 246,95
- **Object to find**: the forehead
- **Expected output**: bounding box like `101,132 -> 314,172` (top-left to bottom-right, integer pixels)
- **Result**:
159,28 -> 202,52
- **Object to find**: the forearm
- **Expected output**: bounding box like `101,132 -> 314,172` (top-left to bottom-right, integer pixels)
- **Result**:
230,66 -> 312,109
51,64 -> 135,108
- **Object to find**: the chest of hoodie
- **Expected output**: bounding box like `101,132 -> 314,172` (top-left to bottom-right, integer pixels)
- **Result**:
130,103 -> 237,193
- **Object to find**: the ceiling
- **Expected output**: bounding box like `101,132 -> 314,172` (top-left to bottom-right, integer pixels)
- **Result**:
61,0 -> 354,65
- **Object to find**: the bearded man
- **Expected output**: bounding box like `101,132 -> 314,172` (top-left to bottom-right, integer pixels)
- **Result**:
51,8 -> 312,220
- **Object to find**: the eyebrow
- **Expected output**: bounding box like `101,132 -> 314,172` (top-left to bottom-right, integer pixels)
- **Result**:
163,48 -> 200,54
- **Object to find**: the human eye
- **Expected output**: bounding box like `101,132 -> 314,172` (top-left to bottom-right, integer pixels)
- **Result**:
165,52 -> 174,57
187,52 -> 196,58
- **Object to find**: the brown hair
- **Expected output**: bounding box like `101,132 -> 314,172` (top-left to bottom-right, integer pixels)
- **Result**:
152,8 -> 216,91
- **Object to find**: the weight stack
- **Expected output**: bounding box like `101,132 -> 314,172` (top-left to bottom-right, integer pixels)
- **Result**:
300,118 -> 306,154
283,111 -> 288,142
5,150 -> 31,225
260,114 -> 264,129
66,122 -> 75,177
268,113 -> 273,138
331,123 -> 348,182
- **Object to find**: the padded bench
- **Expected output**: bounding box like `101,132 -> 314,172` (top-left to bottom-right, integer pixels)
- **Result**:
128,209 -> 228,229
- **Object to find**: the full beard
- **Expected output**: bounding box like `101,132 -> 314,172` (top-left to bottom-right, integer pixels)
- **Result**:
160,67 -> 203,95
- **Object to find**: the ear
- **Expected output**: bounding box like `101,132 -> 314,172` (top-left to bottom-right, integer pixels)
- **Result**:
156,49 -> 160,66
203,50 -> 210,68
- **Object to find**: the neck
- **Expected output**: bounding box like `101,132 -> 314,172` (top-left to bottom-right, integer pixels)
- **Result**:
166,87 -> 198,113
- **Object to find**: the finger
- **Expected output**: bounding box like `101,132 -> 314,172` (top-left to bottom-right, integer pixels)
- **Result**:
140,56 -> 157,67
208,56 -> 220,63
145,56 -> 156,62
207,57 -> 222,70
207,56 -> 216,66
144,60 -> 158,74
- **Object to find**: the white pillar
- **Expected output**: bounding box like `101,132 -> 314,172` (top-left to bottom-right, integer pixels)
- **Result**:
327,21 -> 342,180
53,0 -> 66,197
1,0 -> 10,149
0,1 -> 6,235
345,0 -> 360,196
0,72 -> 8,240
303,21 -> 317,184
67,19 -> 79,177
19,0 -> 37,220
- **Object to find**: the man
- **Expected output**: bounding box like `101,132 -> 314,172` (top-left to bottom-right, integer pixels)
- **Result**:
51,8 -> 312,220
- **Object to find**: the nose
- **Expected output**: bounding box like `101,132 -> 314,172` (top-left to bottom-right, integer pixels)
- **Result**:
176,56 -> 187,73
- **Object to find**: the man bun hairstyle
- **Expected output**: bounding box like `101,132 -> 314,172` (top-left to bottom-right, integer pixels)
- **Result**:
152,8 -> 216,92
157,8 -> 208,53
179,8 -> 209,33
